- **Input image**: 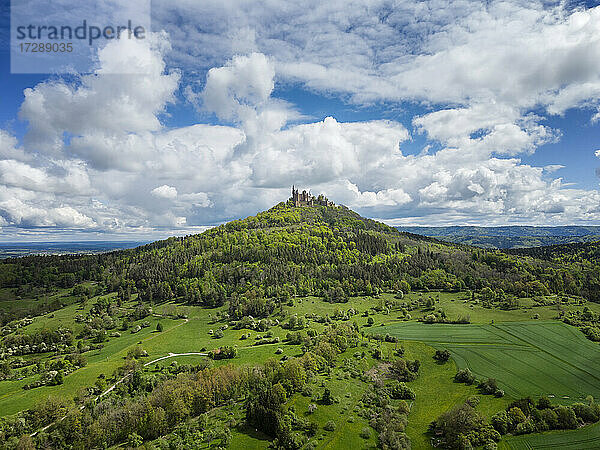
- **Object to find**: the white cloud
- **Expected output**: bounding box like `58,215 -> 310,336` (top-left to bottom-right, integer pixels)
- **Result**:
3,4 -> 600,237
151,185 -> 178,199
19,32 -> 180,160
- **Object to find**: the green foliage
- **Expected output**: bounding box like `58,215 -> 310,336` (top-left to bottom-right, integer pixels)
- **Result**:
323,420 -> 336,431
433,349 -> 451,362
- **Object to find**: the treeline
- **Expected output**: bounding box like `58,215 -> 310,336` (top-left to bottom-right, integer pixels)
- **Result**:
431,395 -> 600,449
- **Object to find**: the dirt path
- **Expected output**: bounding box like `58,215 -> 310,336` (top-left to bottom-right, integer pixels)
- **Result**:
32,318 -> 205,436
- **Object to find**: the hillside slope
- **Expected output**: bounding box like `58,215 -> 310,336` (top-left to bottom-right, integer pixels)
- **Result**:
2,202 -> 600,326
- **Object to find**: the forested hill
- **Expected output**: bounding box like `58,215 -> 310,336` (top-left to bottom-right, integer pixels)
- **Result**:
396,225 -> 600,249
2,201 -> 600,325
506,240 -> 600,264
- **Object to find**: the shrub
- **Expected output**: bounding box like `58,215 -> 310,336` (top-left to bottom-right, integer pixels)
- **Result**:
478,378 -> 499,395
455,368 -> 475,384
466,396 -> 480,408
433,349 -> 451,362
388,381 -> 416,400
323,421 -> 336,431
360,427 -> 370,439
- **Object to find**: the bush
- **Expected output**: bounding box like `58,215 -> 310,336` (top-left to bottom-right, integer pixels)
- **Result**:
360,427 -> 370,439
478,378 -> 498,395
455,368 -> 475,384
323,421 -> 336,431
388,381 -> 416,400
433,349 -> 451,362
466,396 -> 480,408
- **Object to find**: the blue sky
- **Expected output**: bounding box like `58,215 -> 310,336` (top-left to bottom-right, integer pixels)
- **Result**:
1,0 -> 600,240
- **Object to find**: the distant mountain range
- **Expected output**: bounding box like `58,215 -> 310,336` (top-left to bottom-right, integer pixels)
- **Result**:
0,241 -> 148,259
395,226 -> 600,249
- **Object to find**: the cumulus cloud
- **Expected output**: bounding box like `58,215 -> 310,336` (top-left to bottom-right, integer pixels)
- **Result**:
3,2 -> 600,238
151,185 -> 178,199
19,32 -> 180,161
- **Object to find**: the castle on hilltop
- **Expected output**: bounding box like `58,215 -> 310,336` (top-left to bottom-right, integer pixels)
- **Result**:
291,186 -> 335,207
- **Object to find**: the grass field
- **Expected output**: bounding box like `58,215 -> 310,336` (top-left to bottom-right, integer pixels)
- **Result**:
374,321 -> 600,401
3,288 -> 600,448
400,341 -> 509,448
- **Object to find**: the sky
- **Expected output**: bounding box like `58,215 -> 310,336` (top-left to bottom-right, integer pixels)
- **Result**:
1,0 -> 600,241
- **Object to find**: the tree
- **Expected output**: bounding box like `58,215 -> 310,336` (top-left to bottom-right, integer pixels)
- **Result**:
478,378 -> 499,395
556,406 -> 578,429
455,368 -> 476,384
246,381 -> 288,437
53,370 -> 64,385
508,407 -> 526,430
127,432 -> 143,448
434,349 -> 451,362
323,420 -> 336,431
432,401 -> 488,448
16,435 -> 35,450
480,287 -> 495,301
491,411 -> 509,434
321,388 -> 334,405
537,396 -> 552,410
390,358 -> 419,382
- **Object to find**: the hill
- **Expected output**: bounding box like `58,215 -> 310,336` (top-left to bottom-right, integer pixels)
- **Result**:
396,225 -> 600,249
4,202 -> 600,325
506,240 -> 600,263
2,202 -> 600,449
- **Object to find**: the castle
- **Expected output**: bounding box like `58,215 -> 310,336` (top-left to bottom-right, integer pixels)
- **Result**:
291,186 -> 335,207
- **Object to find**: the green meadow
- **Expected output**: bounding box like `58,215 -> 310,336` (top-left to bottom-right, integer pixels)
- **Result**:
2,289 -> 600,448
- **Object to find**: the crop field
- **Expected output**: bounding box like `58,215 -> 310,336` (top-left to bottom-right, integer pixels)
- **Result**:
500,422 -> 600,449
375,321 -> 600,400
